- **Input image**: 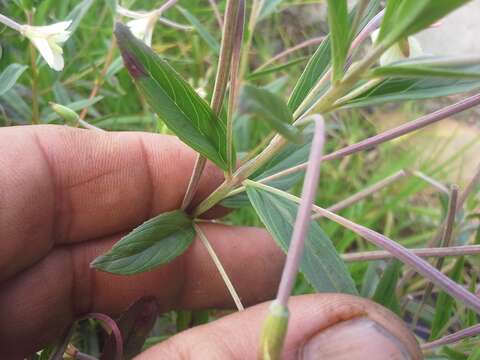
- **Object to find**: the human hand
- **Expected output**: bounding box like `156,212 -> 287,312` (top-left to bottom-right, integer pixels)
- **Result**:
0,125 -> 421,359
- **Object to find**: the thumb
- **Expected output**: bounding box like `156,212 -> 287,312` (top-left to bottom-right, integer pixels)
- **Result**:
137,294 -> 422,359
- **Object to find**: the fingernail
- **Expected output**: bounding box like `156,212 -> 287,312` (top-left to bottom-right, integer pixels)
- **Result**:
300,316 -> 412,360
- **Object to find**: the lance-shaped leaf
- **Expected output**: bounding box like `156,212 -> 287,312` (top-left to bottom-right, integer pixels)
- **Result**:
376,0 -> 471,48
91,210 -> 195,275
368,57 -> 480,79
115,23 -> 229,170
327,0 -> 350,81
341,65 -> 480,108
288,0 -> 380,112
242,84 -> 302,143
246,185 -> 357,294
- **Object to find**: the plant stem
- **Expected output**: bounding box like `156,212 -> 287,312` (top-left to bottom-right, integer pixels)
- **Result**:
249,182 -> 480,315
276,117 -> 325,307
226,0 -> 245,178
194,224 -> 244,311
342,245 -> 480,262
320,170 -> 407,215
421,323 -> 480,349
26,11 -> 39,125
0,13 -> 23,32
181,0 -> 241,210
411,185 -> 458,328
264,92 -> 480,183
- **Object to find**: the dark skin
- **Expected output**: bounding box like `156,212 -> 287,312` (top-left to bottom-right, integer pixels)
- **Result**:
0,126 -> 422,359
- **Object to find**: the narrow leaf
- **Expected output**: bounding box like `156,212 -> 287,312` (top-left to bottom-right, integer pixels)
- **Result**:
177,6 -> 220,55
341,70 -> 480,108
115,23 -> 229,170
91,210 -> 195,275
0,64 -> 27,96
246,185 -> 357,294
369,57 -> 480,79
242,84 -> 302,143
288,0 -> 380,112
327,0 -> 350,81
430,257 -> 466,340
377,0 -> 471,47
372,260 -> 402,314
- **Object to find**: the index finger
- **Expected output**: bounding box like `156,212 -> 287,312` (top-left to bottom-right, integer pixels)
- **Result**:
0,125 -> 224,281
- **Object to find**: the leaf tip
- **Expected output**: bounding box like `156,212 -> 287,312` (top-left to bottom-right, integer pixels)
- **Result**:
114,22 -> 148,79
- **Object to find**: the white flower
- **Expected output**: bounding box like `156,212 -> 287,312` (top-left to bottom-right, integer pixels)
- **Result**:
117,4 -> 191,47
21,21 -> 72,71
371,29 -> 423,66
117,5 -> 160,46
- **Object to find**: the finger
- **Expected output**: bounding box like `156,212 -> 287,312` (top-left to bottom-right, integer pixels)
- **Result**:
139,294 -> 422,360
0,125 -> 225,280
0,224 -> 284,358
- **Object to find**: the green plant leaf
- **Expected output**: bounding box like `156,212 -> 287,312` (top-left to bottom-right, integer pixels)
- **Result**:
288,0 -> 380,112
115,23 -> 229,170
246,184 -> 357,294
0,64 -> 28,96
377,0 -> 471,48
91,210 -> 195,275
368,57 -> 480,79
222,123 -> 315,208
340,68 -> 480,108
242,84 -> 302,143
372,260 -> 402,314
177,6 -> 220,55
430,257 -> 465,340
327,0 -> 350,81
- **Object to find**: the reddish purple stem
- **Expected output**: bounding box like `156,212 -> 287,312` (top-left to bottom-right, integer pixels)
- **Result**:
276,117 -> 325,306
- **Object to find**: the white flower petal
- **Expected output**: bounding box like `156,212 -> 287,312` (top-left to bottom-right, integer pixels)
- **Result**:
25,21 -> 72,36
30,37 -> 56,70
